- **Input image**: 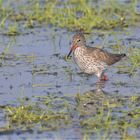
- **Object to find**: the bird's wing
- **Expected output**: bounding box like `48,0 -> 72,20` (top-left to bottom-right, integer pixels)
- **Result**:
85,47 -> 125,65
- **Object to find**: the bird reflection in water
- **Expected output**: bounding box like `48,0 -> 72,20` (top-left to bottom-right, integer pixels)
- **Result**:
75,80 -> 116,116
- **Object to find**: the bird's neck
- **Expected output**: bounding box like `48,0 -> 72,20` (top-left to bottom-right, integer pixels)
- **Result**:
79,44 -> 86,49
74,45 -> 86,55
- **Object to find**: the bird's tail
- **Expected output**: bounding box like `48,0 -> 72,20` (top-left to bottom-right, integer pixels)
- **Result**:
116,53 -> 126,59
109,53 -> 126,65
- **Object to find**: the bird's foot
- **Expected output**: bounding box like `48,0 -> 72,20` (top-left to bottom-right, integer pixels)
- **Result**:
98,75 -> 108,82
103,75 -> 108,81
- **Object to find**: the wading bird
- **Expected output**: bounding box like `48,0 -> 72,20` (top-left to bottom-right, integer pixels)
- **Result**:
67,32 -> 126,82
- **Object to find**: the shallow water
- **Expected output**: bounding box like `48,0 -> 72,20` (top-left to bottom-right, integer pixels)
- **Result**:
0,25 -> 140,139
1,26 -> 140,103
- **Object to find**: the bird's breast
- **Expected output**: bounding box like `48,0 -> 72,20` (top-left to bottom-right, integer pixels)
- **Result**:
73,47 -> 107,74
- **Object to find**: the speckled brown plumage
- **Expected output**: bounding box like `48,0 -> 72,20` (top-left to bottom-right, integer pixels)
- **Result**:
85,47 -> 126,66
67,32 -> 126,81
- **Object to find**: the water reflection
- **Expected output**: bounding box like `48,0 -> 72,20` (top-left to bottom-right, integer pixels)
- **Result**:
76,80 -> 116,116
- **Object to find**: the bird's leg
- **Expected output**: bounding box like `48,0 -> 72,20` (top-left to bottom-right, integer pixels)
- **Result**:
103,74 -> 108,81
99,73 -> 108,81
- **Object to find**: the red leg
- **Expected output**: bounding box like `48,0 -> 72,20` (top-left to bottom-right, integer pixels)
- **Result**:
103,74 -> 108,81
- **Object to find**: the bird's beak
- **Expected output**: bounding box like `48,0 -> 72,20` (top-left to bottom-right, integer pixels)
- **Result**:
67,44 -> 77,58
67,49 -> 72,58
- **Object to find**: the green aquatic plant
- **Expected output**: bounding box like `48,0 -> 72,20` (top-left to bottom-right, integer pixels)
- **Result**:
4,95 -> 73,132
6,104 -> 70,131
6,24 -> 19,36
0,0 -> 139,32
128,48 -> 140,75
1,93 -> 140,139
42,0 -> 124,31
0,38 -> 15,66
76,92 -> 140,139
0,0 -> 12,28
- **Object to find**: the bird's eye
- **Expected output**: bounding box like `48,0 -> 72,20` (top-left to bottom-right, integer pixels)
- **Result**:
77,39 -> 81,42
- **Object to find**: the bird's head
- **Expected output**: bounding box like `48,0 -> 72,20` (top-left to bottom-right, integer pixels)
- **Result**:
67,33 -> 86,58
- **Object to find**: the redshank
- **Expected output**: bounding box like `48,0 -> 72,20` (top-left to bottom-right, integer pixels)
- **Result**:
67,32 -> 126,81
